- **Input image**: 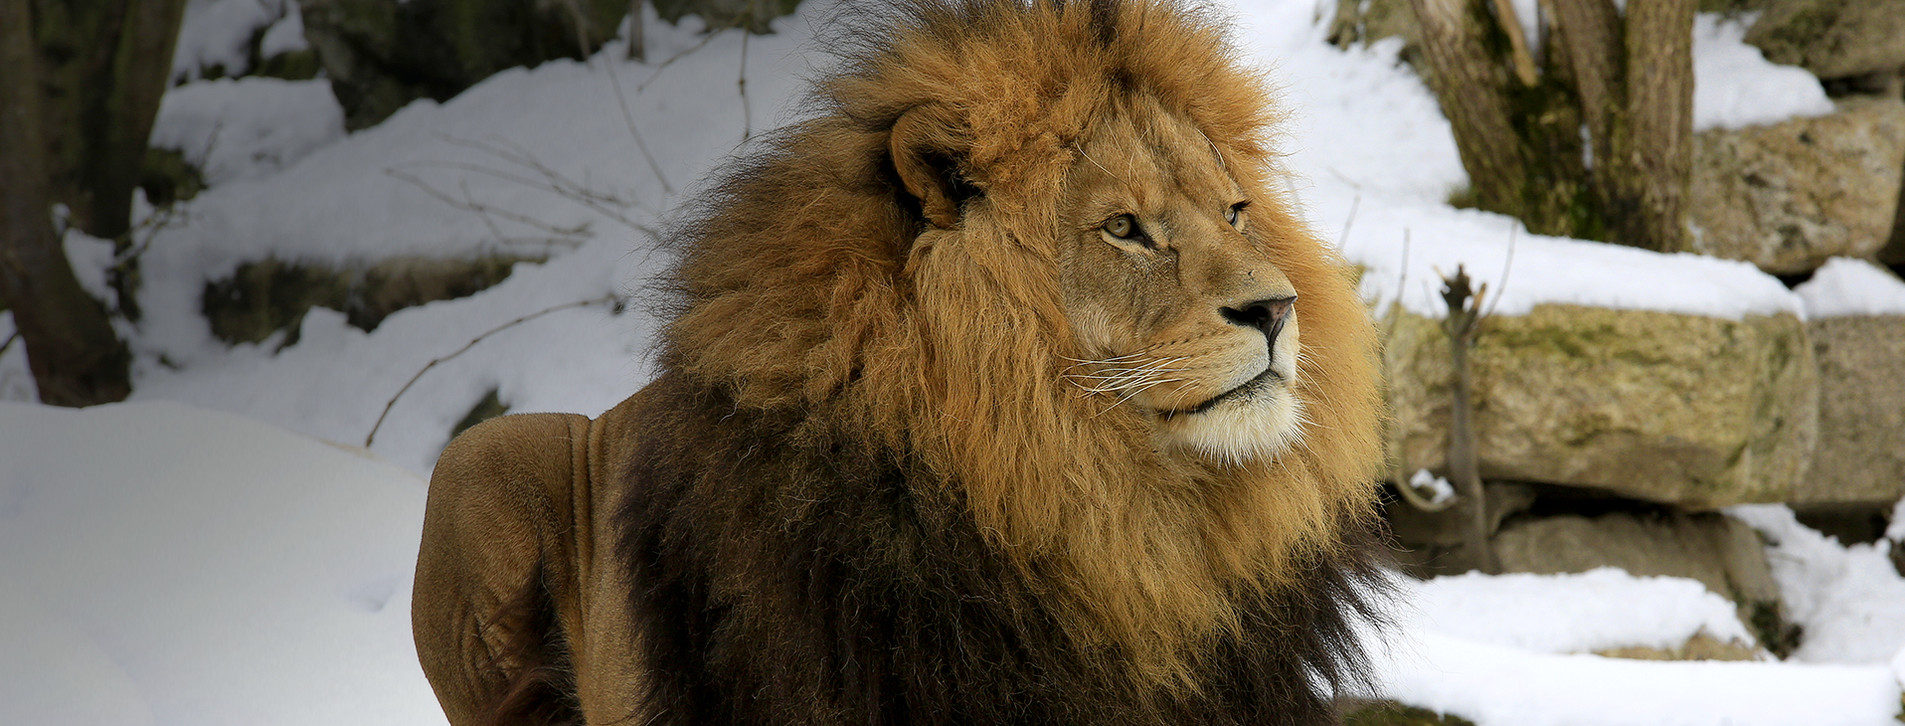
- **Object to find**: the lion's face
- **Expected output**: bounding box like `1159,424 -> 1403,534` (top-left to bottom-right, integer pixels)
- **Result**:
1056,94 -> 1303,465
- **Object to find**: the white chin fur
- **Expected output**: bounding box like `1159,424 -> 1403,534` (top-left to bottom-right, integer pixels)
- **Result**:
1165,389 -> 1305,466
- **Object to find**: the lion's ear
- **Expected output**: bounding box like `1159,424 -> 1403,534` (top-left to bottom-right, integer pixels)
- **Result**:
890,105 -> 980,229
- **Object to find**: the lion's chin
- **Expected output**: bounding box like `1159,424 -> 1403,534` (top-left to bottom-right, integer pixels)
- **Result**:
1158,385 -> 1306,466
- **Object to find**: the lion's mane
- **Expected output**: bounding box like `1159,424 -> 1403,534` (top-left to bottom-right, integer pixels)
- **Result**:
619,1 -> 1388,723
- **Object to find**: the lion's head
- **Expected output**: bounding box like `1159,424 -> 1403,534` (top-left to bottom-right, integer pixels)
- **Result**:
660,0 -> 1382,683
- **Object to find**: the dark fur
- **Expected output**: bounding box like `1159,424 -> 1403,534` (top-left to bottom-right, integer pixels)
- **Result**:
619,374 -> 1387,725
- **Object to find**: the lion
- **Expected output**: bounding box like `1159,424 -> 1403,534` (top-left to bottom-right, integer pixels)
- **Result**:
411,1 -> 1389,724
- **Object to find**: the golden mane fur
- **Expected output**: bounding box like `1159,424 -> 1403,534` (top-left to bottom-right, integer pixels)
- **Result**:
657,0 -> 1384,684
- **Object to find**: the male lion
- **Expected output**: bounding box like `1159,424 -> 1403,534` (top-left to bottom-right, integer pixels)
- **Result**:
412,1 -> 1389,724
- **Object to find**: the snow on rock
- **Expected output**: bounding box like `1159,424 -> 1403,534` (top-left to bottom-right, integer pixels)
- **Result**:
1375,631 -> 1901,726
170,0 -> 293,83
258,1 -> 307,58
0,401 -> 444,726
1335,199 -> 1804,321
1728,504 -> 1905,665
1692,13 -> 1835,131
1796,257 -> 1905,318
1410,568 -> 1754,655
148,78 -> 346,187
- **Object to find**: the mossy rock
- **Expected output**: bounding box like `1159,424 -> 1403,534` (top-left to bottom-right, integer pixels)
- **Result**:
302,0 -> 635,130
1385,304 -> 1818,508
201,254 -> 541,345
140,147 -> 206,208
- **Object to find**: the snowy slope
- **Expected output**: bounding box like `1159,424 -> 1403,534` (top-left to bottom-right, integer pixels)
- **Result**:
0,402 -> 443,726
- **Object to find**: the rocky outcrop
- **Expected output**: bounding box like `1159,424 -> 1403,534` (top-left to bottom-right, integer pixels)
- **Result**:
1794,315 -> 1905,504
1744,0 -> 1905,83
1688,97 -> 1905,275
1385,305 -> 1818,508
300,0 -> 631,130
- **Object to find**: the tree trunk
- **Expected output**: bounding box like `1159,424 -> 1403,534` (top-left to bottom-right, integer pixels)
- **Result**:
1607,0 -> 1694,252
0,0 -> 132,406
1410,0 -> 1694,252
33,0 -> 188,241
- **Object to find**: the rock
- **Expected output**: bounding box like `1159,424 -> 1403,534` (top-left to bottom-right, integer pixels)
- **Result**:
1491,510 -> 1793,654
1595,632 -> 1763,662
1386,305 -> 1818,508
1687,97 -> 1905,275
201,254 -> 540,345
300,0 -> 631,130
1793,315 -> 1905,504
1745,0 -> 1905,82
652,0 -> 802,34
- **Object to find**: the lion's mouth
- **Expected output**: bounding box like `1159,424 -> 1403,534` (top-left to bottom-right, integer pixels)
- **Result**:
1161,366 -> 1280,418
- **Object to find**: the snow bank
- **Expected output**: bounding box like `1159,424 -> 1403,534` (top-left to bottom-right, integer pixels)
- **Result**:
149,77 -> 345,186
1411,568 -> 1753,655
1728,505 -> 1905,665
1796,257 -> 1905,318
1377,632 -> 1900,726
0,401 -> 444,726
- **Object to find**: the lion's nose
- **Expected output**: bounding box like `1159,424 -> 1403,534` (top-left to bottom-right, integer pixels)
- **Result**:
1220,295 -> 1296,344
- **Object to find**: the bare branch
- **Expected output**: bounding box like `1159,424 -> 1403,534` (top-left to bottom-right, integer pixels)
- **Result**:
364,294 -> 622,447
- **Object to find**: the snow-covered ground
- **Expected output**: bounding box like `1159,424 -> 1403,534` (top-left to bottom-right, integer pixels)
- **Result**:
4,0 -> 1903,723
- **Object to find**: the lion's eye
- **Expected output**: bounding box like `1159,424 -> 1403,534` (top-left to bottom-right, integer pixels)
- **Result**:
1226,201 -> 1249,227
1103,214 -> 1139,240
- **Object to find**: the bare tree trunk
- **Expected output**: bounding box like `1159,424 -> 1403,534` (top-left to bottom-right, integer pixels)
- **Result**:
627,0 -> 645,61
0,0 -> 132,406
1410,0 -> 1694,252
1609,0 -> 1694,252
34,0 -> 188,241
1408,0 -> 1527,218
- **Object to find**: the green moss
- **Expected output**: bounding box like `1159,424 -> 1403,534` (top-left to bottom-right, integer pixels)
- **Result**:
1747,599 -> 1803,659
255,49 -> 320,80
140,147 -> 205,207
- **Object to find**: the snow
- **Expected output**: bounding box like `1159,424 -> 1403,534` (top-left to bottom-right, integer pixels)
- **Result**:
8,0 -> 1903,724
171,0 -> 294,83
1409,468 -> 1454,506
1796,257 -> 1905,318
148,77 -> 345,186
0,401 -> 442,726
1692,13 -> 1835,131
1729,505 -> 1905,665
258,1 -> 307,59
1376,632 -> 1900,726
1410,568 -> 1754,655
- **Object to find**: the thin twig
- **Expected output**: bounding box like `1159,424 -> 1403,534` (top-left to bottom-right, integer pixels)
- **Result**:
1480,222 -> 1519,321
738,30 -> 752,143
364,294 -> 621,447
0,331 -> 18,359
1335,193 -> 1361,248
601,43 -> 676,194
633,31 -> 720,94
